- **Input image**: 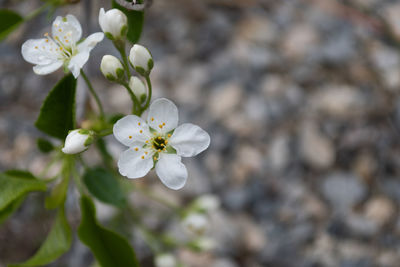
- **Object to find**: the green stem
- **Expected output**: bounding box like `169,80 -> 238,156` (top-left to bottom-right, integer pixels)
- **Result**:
98,128 -> 113,137
141,75 -> 152,115
114,40 -> 131,78
121,82 -> 141,115
81,70 -> 105,118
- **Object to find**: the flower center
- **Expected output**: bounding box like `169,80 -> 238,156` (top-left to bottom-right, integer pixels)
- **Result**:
152,136 -> 167,151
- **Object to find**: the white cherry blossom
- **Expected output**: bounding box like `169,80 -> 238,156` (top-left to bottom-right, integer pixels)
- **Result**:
113,98 -> 210,190
21,15 -> 104,78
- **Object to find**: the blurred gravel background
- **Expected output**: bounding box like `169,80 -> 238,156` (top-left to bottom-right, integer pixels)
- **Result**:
1,0 -> 400,266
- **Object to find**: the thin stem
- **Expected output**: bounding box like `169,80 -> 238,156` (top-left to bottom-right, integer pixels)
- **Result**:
121,82 -> 141,115
81,70 -> 105,118
141,75 -> 152,115
98,128 -> 113,137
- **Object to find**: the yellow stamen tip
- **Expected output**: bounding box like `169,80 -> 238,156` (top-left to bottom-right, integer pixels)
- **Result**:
135,147 -> 138,151
151,117 -> 154,121
140,130 -> 143,133
141,156 -> 145,159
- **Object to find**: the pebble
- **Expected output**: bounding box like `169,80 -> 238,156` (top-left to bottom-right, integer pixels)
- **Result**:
321,173 -> 367,213
300,121 -> 335,169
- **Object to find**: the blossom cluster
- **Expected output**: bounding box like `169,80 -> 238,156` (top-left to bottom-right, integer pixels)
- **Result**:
21,7 -> 210,190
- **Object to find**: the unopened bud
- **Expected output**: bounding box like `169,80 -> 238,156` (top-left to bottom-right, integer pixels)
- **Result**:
129,44 -> 153,76
129,76 -> 146,103
101,55 -> 124,81
62,129 -> 94,154
99,8 -> 128,40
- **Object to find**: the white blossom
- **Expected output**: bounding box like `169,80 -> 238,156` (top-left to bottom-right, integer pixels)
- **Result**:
99,8 -> 128,40
155,254 -> 177,267
101,55 -> 124,80
113,98 -> 210,190
129,44 -> 153,76
182,213 -> 208,236
62,129 -> 94,154
21,15 -> 104,78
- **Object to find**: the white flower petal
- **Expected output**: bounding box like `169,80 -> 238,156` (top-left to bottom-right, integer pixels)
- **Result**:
77,32 -> 104,53
33,61 -> 63,75
113,115 -> 151,147
147,98 -> 178,133
169,123 -> 210,157
118,146 -> 154,179
155,153 -> 187,190
52,15 -> 82,44
68,51 -> 89,78
21,39 -> 59,65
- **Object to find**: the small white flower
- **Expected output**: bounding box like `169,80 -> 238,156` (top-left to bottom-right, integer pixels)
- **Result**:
62,129 -> 94,154
99,8 -> 128,40
182,213 -> 208,236
21,15 -> 104,78
129,76 -> 146,101
129,44 -> 153,76
155,254 -> 176,267
100,55 -> 124,81
194,194 -> 220,212
113,98 -> 210,190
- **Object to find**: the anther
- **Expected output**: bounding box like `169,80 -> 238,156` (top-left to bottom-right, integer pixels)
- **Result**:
138,122 -> 141,126
145,151 -> 148,155
168,134 -> 171,137
159,125 -> 163,129
141,156 -> 145,159
162,122 -> 166,126
140,130 -> 143,133
135,148 -> 139,151
151,117 -> 154,121
35,46 -> 38,49
129,136 -> 132,139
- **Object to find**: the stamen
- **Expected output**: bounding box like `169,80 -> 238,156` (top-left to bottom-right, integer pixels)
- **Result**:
162,122 -> 166,126
168,134 -> 171,137
35,46 -> 38,49
141,155 -> 145,159
140,130 -> 143,133
135,148 -> 139,151
129,136 -> 132,139
151,117 -> 154,121
138,122 -> 141,126
154,157 -> 157,160
159,125 -> 163,129
145,151 -> 148,155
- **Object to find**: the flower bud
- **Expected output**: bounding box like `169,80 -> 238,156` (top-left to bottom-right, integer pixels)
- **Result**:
182,213 -> 208,236
129,76 -> 146,102
99,8 -> 128,40
62,129 -> 94,154
100,55 -> 124,81
129,44 -> 153,76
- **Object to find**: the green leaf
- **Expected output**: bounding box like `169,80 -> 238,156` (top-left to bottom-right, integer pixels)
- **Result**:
0,173 -> 46,211
4,170 -> 36,180
83,168 -> 125,207
0,196 -> 24,225
37,138 -> 54,153
0,9 -> 23,41
9,208 -> 72,267
45,176 -> 69,210
78,196 -> 139,267
112,0 -> 144,44
35,74 -> 76,140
